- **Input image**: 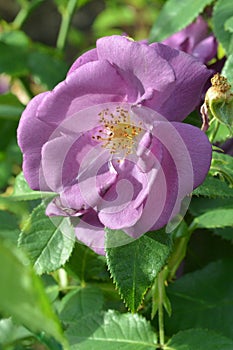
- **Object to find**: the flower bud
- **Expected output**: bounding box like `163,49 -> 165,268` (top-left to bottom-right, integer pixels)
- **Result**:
201,73 -> 233,133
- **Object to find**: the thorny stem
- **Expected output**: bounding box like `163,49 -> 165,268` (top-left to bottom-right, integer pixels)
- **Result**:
56,0 -> 77,51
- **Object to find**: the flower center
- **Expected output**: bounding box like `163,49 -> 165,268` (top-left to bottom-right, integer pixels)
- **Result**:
92,106 -> 142,156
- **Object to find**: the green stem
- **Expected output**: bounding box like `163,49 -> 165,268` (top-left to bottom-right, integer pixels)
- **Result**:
153,222 -> 198,347
167,235 -> 190,281
13,0 -> 44,29
209,120 -> 220,143
167,223 -> 197,281
158,271 -> 165,346
13,7 -> 29,29
56,0 -> 77,51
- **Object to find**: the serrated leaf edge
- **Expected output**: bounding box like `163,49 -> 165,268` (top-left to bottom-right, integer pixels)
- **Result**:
18,203 -> 75,274
106,252 -> 161,313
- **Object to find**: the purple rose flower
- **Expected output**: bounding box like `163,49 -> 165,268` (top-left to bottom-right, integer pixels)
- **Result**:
162,16 -> 217,64
17,36 -> 212,254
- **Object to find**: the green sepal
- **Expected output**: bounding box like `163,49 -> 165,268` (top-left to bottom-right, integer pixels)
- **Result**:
209,97 -> 233,133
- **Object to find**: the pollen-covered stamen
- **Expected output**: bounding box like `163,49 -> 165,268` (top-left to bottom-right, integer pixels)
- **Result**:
92,107 -> 142,156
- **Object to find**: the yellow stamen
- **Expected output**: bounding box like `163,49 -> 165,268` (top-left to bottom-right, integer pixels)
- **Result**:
93,107 -> 142,156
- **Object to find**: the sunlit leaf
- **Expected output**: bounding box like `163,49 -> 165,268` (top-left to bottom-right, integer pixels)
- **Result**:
9,172 -> 56,201
192,176 -> 233,198
66,310 -> 157,350
213,0 -> 233,54
105,229 -> 172,312
191,208 -> 233,229
150,0 -> 214,41
19,203 -> 75,274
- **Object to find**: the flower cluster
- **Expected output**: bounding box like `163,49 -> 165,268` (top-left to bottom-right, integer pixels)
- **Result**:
18,35 -> 212,254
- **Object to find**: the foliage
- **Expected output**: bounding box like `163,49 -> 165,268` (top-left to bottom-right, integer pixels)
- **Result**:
150,0 -> 215,41
0,0 -> 232,349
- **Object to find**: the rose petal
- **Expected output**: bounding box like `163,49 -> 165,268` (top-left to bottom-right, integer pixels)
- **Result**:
170,122 -> 212,188
67,48 -> 98,75
46,197 -> 84,216
148,43 -> 212,121
97,157 -> 159,230
97,35 -> 176,99
162,16 -> 208,54
17,92 -> 53,190
125,146 -> 177,237
125,121 -> 211,236
75,210 -> 105,255
99,204 -> 143,229
37,60 -> 127,125
193,36 -> 217,63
